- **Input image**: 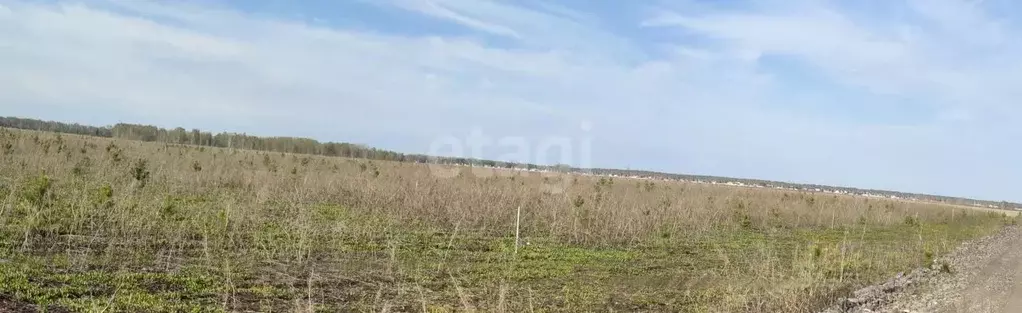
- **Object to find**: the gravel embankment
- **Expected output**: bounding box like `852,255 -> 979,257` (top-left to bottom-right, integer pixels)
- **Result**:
822,225 -> 1022,313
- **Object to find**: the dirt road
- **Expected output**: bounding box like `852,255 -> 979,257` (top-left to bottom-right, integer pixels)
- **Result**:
827,225 -> 1022,313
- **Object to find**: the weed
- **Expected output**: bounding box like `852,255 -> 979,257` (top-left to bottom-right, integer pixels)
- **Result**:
0,128 -> 1009,313
643,181 -> 656,192
91,183 -> 114,210
572,195 -> 585,208
262,154 -> 277,172
131,159 -> 150,188
110,150 -> 122,164
20,175 -> 52,207
71,157 -> 91,176
940,262 -> 953,274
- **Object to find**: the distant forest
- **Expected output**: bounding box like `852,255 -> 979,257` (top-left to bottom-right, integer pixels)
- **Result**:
0,116 -> 530,168
2,116 -> 1018,209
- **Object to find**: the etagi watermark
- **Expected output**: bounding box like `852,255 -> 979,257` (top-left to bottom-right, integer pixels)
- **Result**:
426,122 -> 594,194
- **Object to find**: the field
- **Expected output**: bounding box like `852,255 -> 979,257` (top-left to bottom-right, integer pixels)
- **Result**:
0,128 -> 1014,312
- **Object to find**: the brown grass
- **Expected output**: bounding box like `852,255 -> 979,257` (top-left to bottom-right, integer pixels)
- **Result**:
0,128 -> 1012,312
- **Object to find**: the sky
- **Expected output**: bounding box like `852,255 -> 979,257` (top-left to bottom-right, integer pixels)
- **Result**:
1,0 -> 1021,201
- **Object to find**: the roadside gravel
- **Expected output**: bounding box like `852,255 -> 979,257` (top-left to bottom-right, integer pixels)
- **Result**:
822,225 -> 1022,313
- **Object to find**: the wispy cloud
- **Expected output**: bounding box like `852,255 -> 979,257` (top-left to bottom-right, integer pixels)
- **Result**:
387,0 -> 523,38
646,0 -> 1022,119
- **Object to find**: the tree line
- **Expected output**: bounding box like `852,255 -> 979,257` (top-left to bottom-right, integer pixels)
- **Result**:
0,116 -> 546,169
0,116 -> 112,137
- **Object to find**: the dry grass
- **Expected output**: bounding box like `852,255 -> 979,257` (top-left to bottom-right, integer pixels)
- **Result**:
0,128 -> 1013,312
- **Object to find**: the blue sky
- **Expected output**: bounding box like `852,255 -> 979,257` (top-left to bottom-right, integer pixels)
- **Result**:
2,0 -> 1021,201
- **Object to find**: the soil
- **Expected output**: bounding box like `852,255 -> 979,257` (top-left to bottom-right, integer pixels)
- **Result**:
822,225 -> 1022,313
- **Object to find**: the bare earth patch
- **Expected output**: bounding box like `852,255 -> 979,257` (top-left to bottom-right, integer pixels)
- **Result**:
823,225 -> 1022,313
0,294 -> 69,313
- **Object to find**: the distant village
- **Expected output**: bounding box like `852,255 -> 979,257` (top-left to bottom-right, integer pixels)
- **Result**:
464,163 -> 1022,211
